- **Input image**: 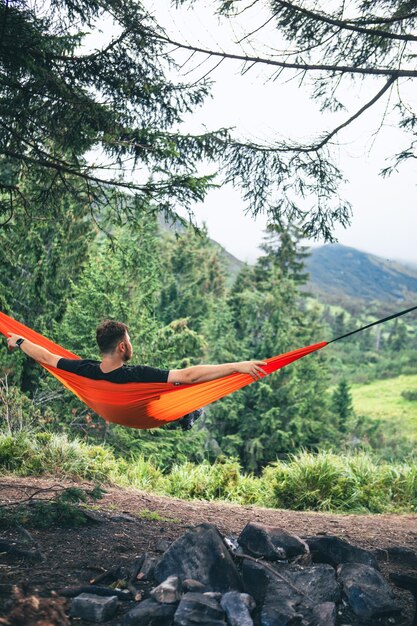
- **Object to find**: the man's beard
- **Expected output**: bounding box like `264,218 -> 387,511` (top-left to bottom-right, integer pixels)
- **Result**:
122,345 -> 132,362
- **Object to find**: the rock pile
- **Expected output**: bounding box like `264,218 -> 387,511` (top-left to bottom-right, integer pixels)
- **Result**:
67,522 -> 412,625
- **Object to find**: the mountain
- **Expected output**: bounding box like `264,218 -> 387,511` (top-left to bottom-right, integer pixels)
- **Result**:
305,244 -> 417,304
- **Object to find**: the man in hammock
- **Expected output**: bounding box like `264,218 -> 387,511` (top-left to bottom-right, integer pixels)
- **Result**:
7,320 -> 267,431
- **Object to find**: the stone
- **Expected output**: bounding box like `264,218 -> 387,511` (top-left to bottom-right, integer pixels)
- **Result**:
238,523 -> 307,561
243,559 -> 339,626
122,598 -> 176,626
174,592 -> 226,625
242,559 -> 339,605
154,523 -> 242,592
338,562 -> 401,620
260,601 -> 303,626
376,546 -> 417,568
183,579 -> 211,593
70,593 -> 118,622
220,591 -> 254,626
306,536 -> 379,569
156,539 -> 172,552
150,575 -> 182,604
204,592 -> 222,600
390,574 -> 417,626
240,592 -> 256,612
311,602 -> 336,626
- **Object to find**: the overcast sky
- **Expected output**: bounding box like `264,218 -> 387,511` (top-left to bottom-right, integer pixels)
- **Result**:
139,0 -> 417,265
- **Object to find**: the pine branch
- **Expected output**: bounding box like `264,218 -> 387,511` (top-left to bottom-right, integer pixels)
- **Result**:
272,0 -> 417,42
151,32 -> 417,78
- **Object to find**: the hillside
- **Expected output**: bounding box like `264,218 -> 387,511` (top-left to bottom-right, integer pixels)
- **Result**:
305,244 -> 417,304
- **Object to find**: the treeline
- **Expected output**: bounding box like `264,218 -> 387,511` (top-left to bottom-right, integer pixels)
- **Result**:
1,205 -> 415,469
323,305 -> 417,385
0,207 -> 346,471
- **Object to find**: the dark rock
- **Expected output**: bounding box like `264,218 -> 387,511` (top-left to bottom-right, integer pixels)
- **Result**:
390,572 -> 417,596
156,539 -> 172,553
375,546 -> 417,568
220,591 -> 254,626
338,562 -> 401,620
122,598 -> 176,626
242,559 -> 339,605
183,579 -> 211,593
243,559 -> 339,626
260,601 -> 303,626
302,602 -> 336,626
204,592 -> 222,600
154,523 -> 242,592
287,563 -> 340,604
240,592 -> 256,612
70,593 -> 118,622
239,523 -> 307,561
390,573 -> 417,626
241,558 -> 270,605
306,536 -> 379,569
174,592 -> 226,625
150,575 -> 181,604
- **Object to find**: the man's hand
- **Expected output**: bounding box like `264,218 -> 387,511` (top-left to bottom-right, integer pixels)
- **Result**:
6,333 -> 61,367
7,333 -> 24,350
235,360 -> 267,380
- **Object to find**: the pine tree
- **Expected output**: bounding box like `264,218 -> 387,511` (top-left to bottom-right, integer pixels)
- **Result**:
331,380 -> 353,434
215,224 -> 333,470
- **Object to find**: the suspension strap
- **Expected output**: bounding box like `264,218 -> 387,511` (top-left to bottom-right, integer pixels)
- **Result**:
328,304 -> 417,344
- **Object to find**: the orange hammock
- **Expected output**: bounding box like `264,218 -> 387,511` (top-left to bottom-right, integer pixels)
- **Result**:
0,311 -> 327,429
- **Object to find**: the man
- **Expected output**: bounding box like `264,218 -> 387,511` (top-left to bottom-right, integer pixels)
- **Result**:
7,320 -> 267,430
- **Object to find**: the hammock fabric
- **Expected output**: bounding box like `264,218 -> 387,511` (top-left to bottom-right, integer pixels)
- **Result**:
0,311 -> 326,429
2,304 -> 417,429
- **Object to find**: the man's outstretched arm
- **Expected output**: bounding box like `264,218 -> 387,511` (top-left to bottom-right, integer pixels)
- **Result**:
167,360 -> 267,384
6,333 -> 62,367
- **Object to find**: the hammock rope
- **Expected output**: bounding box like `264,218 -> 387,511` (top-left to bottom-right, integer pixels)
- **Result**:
0,304 -> 416,430
328,303 -> 417,344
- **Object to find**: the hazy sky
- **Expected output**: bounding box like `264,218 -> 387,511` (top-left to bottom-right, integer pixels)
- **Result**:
142,0 -> 417,265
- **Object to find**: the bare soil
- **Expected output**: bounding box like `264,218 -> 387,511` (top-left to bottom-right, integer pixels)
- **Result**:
0,475 -> 416,625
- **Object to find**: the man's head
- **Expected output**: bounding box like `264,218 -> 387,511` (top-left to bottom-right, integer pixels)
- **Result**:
96,320 -> 132,362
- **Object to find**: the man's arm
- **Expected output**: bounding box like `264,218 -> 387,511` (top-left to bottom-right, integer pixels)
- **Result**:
167,360 -> 267,384
7,333 -> 62,367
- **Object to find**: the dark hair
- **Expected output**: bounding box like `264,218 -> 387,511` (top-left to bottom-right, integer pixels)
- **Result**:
96,320 -> 128,354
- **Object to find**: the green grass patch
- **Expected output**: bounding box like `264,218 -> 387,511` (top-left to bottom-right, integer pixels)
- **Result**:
0,431 -> 415,514
351,374 -> 417,442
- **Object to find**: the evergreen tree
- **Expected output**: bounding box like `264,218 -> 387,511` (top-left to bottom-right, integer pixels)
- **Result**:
388,320 -> 408,351
158,227 -> 227,332
59,210 -> 162,365
0,0 -> 228,224
331,380 -> 353,434
211,224 -> 334,470
0,196 -> 94,389
257,222 -> 310,285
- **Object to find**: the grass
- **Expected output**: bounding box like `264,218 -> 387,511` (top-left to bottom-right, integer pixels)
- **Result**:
0,430 -> 416,514
138,508 -> 180,523
351,374 -> 417,442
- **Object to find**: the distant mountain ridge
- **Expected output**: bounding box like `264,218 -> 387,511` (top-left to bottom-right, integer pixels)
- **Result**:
305,244 -> 417,304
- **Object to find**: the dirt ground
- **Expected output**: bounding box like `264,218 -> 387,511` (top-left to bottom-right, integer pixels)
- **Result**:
0,475 -> 416,625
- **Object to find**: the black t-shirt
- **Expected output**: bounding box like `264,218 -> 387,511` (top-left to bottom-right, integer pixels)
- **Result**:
57,358 -> 169,384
